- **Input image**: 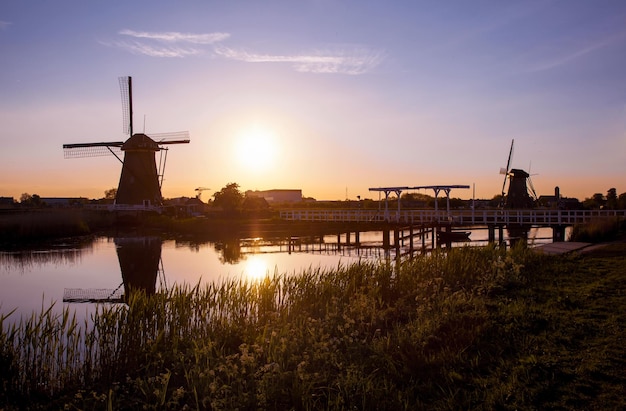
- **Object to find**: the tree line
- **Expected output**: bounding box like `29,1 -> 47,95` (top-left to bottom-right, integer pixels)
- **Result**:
10,185 -> 626,211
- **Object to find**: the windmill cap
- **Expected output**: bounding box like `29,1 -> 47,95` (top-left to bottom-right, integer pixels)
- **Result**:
121,133 -> 159,151
509,168 -> 529,177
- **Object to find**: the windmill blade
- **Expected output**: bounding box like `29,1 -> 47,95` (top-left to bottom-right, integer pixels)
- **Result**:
119,76 -> 132,136
506,139 -> 514,172
63,141 -> 124,159
500,139 -> 514,197
527,175 -> 538,201
151,131 -> 191,145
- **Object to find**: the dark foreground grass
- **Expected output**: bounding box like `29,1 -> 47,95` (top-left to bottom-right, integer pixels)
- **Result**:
1,243 -> 625,410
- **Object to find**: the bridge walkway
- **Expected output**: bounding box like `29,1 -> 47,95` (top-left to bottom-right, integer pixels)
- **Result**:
279,209 -> 626,227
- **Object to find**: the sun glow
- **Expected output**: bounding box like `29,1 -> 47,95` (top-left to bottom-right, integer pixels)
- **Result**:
235,126 -> 278,171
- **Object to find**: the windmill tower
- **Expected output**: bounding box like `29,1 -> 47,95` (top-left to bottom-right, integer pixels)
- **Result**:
506,169 -> 535,209
63,76 -> 190,208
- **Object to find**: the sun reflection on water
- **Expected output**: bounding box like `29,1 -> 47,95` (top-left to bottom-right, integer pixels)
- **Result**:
244,255 -> 269,280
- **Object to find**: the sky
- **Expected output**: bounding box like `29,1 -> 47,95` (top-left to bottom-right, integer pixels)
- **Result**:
1,0 -> 625,202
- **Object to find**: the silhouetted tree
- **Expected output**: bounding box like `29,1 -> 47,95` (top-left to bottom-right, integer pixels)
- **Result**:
401,192 -> 432,207
242,196 -> 270,213
105,188 -> 117,200
19,193 -> 43,208
583,193 -> 605,209
490,194 -> 504,208
606,188 -> 618,210
213,183 -> 244,214
618,192 -> 626,209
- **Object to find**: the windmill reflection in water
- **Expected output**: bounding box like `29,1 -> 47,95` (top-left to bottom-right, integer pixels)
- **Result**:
63,237 -> 165,304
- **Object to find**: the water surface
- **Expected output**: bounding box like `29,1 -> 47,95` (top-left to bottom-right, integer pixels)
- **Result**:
0,227 -> 560,323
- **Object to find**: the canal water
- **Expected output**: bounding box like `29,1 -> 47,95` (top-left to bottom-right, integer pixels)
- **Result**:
0,227 -> 560,324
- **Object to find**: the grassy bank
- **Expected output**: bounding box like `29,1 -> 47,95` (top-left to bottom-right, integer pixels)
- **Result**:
1,243 -> 624,410
569,217 -> 626,243
0,209 -> 115,246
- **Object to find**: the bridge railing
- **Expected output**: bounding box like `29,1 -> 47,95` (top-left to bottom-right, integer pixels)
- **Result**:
279,209 -> 626,226
85,204 -> 163,213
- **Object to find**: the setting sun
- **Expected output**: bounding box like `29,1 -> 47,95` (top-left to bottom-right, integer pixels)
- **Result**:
235,126 -> 278,172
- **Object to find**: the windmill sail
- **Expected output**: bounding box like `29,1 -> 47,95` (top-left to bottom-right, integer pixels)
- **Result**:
119,76 -> 132,136
500,139 -> 514,198
63,142 -> 124,159
62,132 -> 189,159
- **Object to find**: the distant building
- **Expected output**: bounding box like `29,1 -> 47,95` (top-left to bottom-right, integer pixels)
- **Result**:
163,196 -> 208,216
246,189 -> 302,203
185,197 -> 206,216
537,187 -> 581,210
0,197 -> 15,209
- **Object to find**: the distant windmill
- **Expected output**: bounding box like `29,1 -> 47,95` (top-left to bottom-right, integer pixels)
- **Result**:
499,139 -> 537,209
63,76 -> 190,208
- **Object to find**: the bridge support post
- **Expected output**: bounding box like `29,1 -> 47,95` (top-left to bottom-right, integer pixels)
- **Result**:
409,226 -> 414,256
383,229 -> 390,249
431,226 -> 436,250
488,225 -> 495,243
394,228 -> 400,255
498,226 -> 504,245
553,225 -> 566,242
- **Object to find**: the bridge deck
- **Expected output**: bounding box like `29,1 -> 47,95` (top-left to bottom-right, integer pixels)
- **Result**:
279,209 -> 626,226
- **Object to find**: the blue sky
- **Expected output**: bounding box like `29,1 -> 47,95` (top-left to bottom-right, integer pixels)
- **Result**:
1,0 -> 625,201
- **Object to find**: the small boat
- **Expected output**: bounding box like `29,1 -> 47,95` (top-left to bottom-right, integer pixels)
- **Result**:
437,230 -> 471,242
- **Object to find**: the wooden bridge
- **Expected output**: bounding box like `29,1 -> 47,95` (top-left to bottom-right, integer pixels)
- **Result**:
280,209 -> 626,244
279,208 -> 626,226
280,208 -> 626,247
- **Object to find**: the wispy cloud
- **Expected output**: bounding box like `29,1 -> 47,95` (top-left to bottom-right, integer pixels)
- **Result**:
0,21 -> 11,30
524,31 -> 626,74
106,40 -> 202,58
119,29 -> 230,44
104,29 -> 382,74
101,29 -> 229,58
215,46 -> 383,75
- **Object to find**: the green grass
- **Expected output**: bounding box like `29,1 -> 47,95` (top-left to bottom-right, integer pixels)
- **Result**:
1,243 -> 625,410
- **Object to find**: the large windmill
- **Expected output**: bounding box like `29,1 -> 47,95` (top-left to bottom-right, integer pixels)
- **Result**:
63,76 -> 190,208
